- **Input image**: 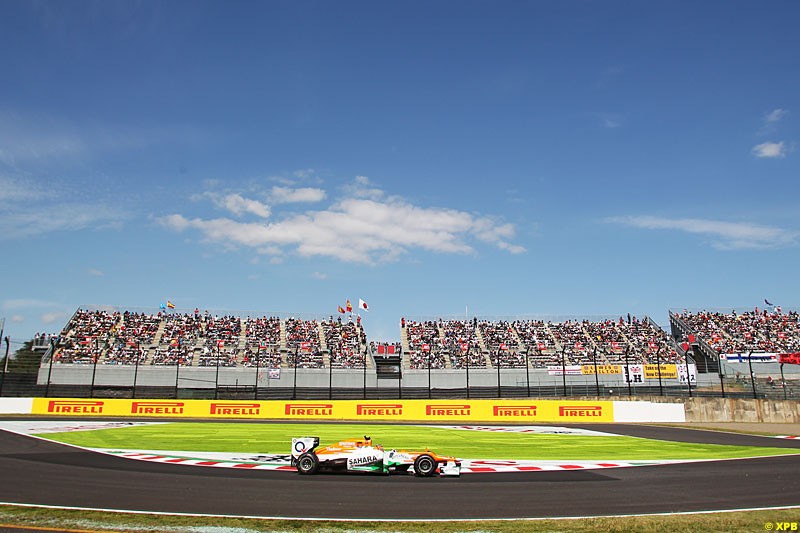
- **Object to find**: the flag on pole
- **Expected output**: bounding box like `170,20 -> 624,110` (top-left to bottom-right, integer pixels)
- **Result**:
765,298 -> 774,306
346,300 -> 353,313
338,305 -> 345,314
358,298 -> 369,311
167,301 -> 175,309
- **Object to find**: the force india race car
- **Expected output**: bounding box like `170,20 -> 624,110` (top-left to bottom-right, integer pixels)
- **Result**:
291,435 -> 461,477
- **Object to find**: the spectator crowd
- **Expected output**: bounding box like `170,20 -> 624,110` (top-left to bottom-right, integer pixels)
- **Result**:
47,306 -> 800,372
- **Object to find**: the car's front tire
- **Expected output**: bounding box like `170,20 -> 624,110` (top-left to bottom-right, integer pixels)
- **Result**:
297,452 -> 320,475
413,454 -> 437,477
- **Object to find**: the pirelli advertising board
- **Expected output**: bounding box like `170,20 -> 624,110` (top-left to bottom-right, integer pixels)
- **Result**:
32,398 -> 614,422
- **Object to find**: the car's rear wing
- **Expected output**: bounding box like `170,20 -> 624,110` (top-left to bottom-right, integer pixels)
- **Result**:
291,436 -> 320,459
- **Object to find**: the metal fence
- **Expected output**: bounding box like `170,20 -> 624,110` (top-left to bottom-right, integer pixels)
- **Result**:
2,362 -> 797,401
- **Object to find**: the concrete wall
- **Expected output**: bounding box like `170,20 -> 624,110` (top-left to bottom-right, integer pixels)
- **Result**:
682,397 -> 800,424
610,395 -> 800,424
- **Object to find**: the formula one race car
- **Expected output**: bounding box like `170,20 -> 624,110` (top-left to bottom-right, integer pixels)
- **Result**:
291,435 -> 461,477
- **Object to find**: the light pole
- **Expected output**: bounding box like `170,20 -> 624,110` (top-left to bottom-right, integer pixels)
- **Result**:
592,349 -> 600,398
132,341 -> 141,399
625,348 -> 632,397
90,337 -> 99,398
0,336 -> 9,397
175,346 -> 182,399
362,346 -> 367,400
397,344 -> 402,399
214,341 -> 221,400
427,347 -> 432,400
45,337 -> 55,397
561,348 -> 567,397
780,362 -> 787,400
655,347 -> 663,397
465,343 -> 470,399
496,351 -> 501,398
328,349 -> 334,400
525,349 -> 531,398
747,350 -> 756,399
254,345 -> 261,401
292,346 -> 298,400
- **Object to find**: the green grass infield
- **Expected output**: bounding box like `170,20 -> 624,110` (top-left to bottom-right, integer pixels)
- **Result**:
35,422 -> 800,461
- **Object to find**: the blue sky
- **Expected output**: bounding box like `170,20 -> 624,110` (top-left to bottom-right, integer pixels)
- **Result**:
1,1 -> 798,343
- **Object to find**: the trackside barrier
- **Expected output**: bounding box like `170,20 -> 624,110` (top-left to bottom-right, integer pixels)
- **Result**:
0,398 -> 33,414
0,398 -> 686,423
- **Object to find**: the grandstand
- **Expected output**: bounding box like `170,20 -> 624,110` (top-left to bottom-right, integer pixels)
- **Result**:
49,308 -> 373,370
47,308 -> 697,371
9,305 -> 795,400
400,316 -> 683,370
670,307 -> 800,372
47,306 -> 800,373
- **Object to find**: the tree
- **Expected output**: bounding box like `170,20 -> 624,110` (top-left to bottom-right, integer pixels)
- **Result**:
2,340 -> 45,373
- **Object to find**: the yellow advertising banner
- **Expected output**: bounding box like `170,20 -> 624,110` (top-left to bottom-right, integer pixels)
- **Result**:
644,364 -> 677,379
31,398 -> 615,423
581,364 -> 621,375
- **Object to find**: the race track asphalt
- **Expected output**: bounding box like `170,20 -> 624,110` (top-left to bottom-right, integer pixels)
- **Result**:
0,423 -> 799,519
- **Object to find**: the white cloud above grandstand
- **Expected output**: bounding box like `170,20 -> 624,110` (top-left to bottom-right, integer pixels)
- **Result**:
40,310 -> 70,325
1,300 -> 71,329
159,178 -> 525,264
343,176 -> 385,200
752,141 -> 789,158
0,175 -> 53,202
0,108 -> 202,168
607,216 -> 798,250
0,202 -> 126,239
270,186 -> 326,204
765,108 -> 789,124
2,298 -> 61,310
201,192 -> 272,219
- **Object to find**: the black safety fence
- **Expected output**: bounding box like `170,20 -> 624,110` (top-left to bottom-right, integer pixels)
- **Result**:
2,364 -> 797,401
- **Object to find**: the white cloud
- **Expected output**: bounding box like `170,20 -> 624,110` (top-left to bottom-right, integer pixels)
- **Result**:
203,192 -> 271,218
3,299 -> 60,310
0,108 -> 202,168
752,141 -> 788,158
312,272 -> 328,280
159,179 -> 525,264
41,310 -> 70,325
0,202 -> 126,239
344,175 -> 384,200
10,315 -> 24,323
270,186 -> 326,204
758,108 -> 790,136
765,108 -> 789,123
0,175 -> 53,202
607,215 -> 797,250
87,269 -> 104,277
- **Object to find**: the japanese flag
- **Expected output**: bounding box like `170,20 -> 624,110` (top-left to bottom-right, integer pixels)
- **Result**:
358,298 -> 369,311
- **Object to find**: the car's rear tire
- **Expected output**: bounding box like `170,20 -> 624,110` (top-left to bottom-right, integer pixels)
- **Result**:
414,454 -> 437,477
297,452 -> 320,475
